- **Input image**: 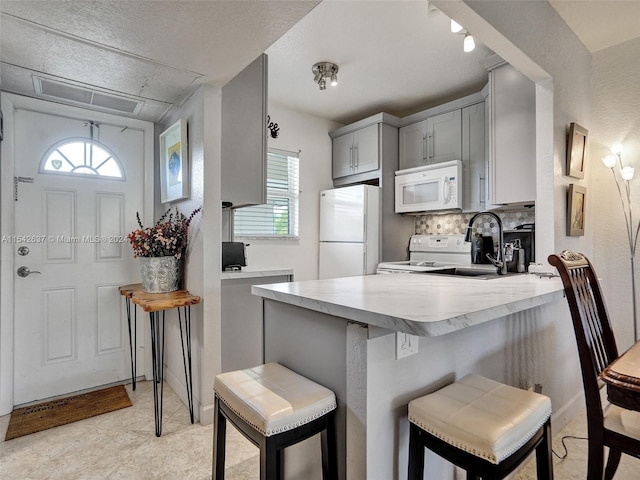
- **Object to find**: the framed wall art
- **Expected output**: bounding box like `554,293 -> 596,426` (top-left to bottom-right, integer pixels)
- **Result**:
566,122 -> 588,179
160,119 -> 189,203
567,183 -> 586,236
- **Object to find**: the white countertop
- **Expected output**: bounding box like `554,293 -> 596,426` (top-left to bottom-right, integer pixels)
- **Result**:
221,266 -> 294,280
252,272 -> 565,336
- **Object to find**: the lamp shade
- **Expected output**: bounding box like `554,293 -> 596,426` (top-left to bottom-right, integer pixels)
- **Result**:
602,155 -> 617,168
621,166 -> 635,181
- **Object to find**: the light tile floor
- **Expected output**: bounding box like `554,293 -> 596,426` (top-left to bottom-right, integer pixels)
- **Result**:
0,380 -> 638,479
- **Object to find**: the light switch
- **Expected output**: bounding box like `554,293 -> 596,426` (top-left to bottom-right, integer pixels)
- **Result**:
396,332 -> 419,359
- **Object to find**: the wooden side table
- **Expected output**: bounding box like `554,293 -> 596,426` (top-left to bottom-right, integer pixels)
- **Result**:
118,283 -> 144,391
121,285 -> 201,436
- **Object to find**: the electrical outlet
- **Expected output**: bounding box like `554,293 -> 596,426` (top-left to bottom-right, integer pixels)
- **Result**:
396,332 -> 419,359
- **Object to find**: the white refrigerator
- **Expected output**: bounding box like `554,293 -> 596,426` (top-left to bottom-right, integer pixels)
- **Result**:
319,184 -> 380,279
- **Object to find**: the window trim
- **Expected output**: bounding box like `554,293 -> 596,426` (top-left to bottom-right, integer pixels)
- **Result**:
234,148 -> 300,241
39,137 -> 126,181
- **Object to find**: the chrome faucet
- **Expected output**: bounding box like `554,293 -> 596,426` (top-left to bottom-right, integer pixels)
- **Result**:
464,211 -> 509,275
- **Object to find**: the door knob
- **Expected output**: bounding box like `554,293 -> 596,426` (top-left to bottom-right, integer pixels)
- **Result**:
17,266 -> 41,277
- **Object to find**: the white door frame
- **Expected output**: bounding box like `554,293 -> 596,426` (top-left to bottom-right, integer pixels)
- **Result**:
0,93 -> 155,414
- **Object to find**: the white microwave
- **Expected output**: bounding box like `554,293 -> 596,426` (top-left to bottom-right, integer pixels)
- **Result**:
394,160 -> 462,213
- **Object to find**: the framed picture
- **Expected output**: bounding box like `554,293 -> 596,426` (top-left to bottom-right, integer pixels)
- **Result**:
160,119 -> 189,203
567,184 -> 586,236
566,122 -> 588,178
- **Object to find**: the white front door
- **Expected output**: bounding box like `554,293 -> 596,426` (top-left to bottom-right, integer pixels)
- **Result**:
13,109 -> 145,404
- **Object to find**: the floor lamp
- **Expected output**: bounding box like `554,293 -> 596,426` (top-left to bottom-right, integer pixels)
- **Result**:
602,143 -> 639,342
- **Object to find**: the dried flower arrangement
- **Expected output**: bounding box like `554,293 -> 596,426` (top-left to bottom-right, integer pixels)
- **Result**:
128,206 -> 202,259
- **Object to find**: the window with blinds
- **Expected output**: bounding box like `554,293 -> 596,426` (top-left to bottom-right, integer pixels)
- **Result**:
234,149 -> 299,239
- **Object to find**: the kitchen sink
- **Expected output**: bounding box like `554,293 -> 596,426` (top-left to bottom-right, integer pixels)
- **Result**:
416,267 -> 519,280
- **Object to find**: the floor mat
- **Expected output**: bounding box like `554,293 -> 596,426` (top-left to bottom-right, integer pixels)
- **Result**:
5,385 -> 132,441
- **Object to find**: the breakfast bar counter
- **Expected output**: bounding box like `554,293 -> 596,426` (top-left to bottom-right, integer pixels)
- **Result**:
251,272 -> 570,480
252,272 -> 564,337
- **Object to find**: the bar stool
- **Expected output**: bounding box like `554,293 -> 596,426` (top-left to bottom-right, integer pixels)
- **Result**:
408,374 -> 553,479
213,362 -> 338,480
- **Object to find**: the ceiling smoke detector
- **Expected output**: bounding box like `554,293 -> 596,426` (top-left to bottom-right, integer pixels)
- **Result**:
312,62 -> 339,90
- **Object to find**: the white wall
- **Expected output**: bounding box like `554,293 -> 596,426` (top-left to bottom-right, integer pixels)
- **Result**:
240,103 -> 340,281
591,37 -> 640,349
157,84 -> 222,423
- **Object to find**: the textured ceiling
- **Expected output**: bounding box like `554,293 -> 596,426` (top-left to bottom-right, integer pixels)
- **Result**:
1,1 -> 637,125
0,0 -> 319,122
549,0 -> 640,53
265,1 -> 493,125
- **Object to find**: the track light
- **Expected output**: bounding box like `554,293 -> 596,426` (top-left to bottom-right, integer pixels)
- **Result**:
450,20 -> 463,33
463,34 -> 476,53
312,62 -> 339,91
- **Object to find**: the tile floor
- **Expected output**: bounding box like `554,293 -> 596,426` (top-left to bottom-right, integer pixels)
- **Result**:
1,380 -> 638,479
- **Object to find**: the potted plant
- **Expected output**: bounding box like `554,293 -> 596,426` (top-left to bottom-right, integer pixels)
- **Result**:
128,206 -> 201,293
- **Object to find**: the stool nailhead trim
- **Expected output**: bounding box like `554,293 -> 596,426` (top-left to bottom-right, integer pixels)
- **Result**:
214,392 -> 337,437
408,411 -> 551,464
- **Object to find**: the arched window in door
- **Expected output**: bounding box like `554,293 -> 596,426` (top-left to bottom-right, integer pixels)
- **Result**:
40,139 -> 124,180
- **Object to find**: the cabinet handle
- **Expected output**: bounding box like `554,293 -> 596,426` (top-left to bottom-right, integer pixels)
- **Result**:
350,146 -> 354,170
422,135 -> 427,161
428,133 -> 433,161
354,145 -> 358,168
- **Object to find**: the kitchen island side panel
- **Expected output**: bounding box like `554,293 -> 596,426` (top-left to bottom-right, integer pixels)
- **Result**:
261,295 -> 581,480
263,299 -> 350,480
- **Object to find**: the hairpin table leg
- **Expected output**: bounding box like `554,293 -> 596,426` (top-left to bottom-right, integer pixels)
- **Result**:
149,310 -> 165,437
125,296 -> 137,391
178,306 -> 194,423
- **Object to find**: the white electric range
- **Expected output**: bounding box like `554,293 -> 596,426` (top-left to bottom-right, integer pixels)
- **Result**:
376,234 -> 494,274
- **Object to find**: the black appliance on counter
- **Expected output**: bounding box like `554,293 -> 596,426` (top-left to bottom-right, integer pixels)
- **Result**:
222,242 -> 247,271
504,224 -> 535,272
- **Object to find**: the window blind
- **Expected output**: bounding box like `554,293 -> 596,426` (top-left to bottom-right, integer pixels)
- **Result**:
234,150 -> 299,239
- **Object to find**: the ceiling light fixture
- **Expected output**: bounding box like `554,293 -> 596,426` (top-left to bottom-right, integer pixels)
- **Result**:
448,17 -> 476,53
312,62 -> 339,91
463,34 -> 476,53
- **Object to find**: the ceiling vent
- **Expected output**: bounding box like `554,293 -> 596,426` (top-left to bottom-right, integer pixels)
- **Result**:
33,77 -> 144,115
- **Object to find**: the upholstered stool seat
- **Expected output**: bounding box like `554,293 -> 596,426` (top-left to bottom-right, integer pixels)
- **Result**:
213,362 -> 337,480
408,374 -> 553,479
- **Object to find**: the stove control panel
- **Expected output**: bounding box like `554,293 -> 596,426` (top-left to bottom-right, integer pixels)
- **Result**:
410,234 -> 469,253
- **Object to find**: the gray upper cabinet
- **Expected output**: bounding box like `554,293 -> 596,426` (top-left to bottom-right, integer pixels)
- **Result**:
331,123 -> 380,179
487,62 -> 536,205
399,109 -> 462,170
462,102 -> 486,212
221,54 -> 268,208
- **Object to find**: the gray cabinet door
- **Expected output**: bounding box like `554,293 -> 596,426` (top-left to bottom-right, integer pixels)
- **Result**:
332,123 -> 379,179
332,132 -> 354,179
399,120 -> 427,170
221,54 -> 267,208
427,109 -> 462,164
462,102 -> 486,212
352,123 -> 379,175
488,63 -> 536,205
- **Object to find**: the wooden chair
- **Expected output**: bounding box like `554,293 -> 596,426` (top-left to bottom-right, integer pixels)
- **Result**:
548,251 -> 640,479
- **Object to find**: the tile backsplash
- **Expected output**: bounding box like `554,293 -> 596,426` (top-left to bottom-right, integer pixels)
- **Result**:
415,210 -> 535,236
